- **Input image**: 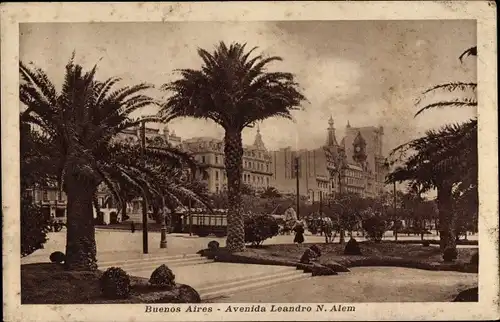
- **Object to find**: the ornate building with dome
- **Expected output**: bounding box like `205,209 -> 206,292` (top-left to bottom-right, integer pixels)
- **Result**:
181,127 -> 273,194
269,117 -> 389,201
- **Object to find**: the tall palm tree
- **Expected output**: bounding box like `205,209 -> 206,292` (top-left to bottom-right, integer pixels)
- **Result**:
387,47 -> 477,252
20,54 -> 207,270
161,42 -> 306,252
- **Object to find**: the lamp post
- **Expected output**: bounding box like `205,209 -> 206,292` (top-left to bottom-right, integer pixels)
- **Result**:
160,197 -> 167,248
393,181 -> 398,241
338,166 -> 346,244
319,191 -> 323,216
188,198 -> 193,236
294,156 -> 300,220
140,120 -> 149,254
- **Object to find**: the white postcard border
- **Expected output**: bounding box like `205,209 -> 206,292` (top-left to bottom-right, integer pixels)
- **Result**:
1,1 -> 498,321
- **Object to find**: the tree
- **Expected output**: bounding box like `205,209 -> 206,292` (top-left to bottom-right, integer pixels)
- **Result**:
362,211 -> 388,243
241,183 -> 255,196
21,194 -> 51,257
260,186 -> 282,199
161,42 -> 306,252
386,46 -> 477,252
20,55 -> 207,270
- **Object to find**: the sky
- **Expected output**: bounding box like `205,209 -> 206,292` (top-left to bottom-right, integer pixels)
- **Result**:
19,20 -> 476,154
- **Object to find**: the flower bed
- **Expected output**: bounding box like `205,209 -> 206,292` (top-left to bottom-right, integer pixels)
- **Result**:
21,263 -> 201,304
199,241 -> 478,273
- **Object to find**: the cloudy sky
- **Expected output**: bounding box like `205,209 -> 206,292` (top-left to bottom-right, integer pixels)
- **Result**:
20,20 -> 476,154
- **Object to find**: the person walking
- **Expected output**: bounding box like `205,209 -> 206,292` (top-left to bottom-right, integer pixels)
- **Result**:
131,221 -> 136,233
293,221 -> 305,245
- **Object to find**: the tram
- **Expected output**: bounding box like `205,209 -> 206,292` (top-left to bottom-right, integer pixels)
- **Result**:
170,208 -> 228,237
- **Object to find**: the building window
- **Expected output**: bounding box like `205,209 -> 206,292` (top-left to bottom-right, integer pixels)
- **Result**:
202,156 -> 206,163
57,190 -> 62,201
266,177 -> 269,185
216,185 -> 219,193
42,189 -> 48,201
215,156 -> 219,164
266,164 -> 269,172
215,171 -> 219,181
253,176 -> 255,182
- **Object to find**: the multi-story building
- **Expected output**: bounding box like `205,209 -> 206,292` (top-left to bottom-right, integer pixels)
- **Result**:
114,124 -> 182,147
342,122 -> 388,196
26,184 -> 68,223
269,117 -> 389,201
181,128 -> 273,194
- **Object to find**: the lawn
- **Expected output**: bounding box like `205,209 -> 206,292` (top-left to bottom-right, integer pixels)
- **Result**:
204,240 -> 478,273
21,263 -> 201,304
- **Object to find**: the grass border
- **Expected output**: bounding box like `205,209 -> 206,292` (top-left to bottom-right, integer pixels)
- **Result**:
198,247 -> 478,274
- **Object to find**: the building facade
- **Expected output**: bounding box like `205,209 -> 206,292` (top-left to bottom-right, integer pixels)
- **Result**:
114,124 -> 182,147
27,184 -> 68,223
181,128 -> 273,194
269,117 -> 389,201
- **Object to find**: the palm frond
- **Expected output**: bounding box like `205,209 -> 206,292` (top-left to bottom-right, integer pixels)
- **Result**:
459,46 -> 477,62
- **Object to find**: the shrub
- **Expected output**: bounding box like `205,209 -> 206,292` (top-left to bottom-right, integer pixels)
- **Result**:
309,245 -> 321,257
443,247 -> 458,262
149,264 -> 176,289
208,240 -> 220,251
244,214 -> 279,246
362,215 -> 387,242
323,261 -> 350,272
453,287 -> 478,302
344,238 -> 362,255
100,267 -> 131,299
311,264 -> 338,276
470,252 -> 478,266
422,240 -> 430,247
21,195 -> 51,257
49,251 -> 66,264
299,248 -> 319,264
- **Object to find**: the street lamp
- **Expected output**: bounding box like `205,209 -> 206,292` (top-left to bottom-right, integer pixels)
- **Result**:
140,121 -> 149,254
159,196 -> 167,248
294,156 -> 300,220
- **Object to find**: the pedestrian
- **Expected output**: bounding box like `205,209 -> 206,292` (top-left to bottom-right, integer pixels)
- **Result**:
293,221 -> 305,245
131,221 -> 136,233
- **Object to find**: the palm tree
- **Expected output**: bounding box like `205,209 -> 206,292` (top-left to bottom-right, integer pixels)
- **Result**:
161,42 -> 306,252
387,47 -> 477,252
20,54 -> 207,270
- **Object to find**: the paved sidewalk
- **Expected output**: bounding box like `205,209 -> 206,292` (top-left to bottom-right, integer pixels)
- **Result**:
219,266 -> 478,303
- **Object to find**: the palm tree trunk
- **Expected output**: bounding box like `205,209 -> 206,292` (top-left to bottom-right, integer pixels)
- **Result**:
224,130 -> 245,252
64,176 -> 98,271
437,182 -> 454,251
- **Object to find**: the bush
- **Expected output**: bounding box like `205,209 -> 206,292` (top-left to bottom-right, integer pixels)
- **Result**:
149,264 -> 176,289
344,238 -> 362,255
21,195 -> 51,257
244,214 -> 279,246
311,264 -> 338,276
443,247 -> 458,262
422,240 -> 430,247
470,252 -> 478,266
309,245 -> 321,257
362,215 -> 387,242
208,240 -> 220,251
100,267 -> 131,299
299,248 -> 319,264
323,261 -> 350,272
49,251 -> 66,264
453,287 -> 478,302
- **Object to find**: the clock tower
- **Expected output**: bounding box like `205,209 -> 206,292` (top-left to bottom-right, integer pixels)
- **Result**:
352,131 -> 367,164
